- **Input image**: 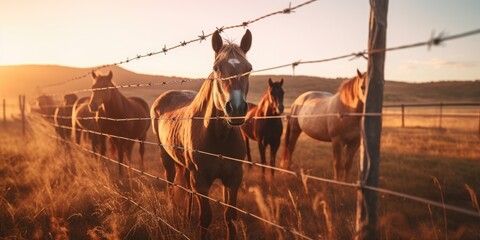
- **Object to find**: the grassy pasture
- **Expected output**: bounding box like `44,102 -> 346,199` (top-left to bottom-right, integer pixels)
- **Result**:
0,109 -> 479,239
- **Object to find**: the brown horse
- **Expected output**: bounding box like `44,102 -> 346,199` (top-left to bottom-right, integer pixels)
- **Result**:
88,70 -> 150,174
150,29 -> 252,240
72,97 -> 106,156
36,95 -> 57,119
54,94 -> 78,142
240,78 -> 284,178
281,70 -> 366,181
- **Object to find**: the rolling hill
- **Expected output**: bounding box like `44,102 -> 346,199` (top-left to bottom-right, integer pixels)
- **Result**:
1,65 -> 479,107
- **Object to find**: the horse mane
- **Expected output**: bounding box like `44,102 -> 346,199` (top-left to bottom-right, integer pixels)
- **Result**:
256,92 -> 271,116
338,76 -> 361,108
186,73 -> 215,128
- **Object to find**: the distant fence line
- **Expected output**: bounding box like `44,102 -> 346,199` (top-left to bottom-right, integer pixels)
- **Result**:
383,102 -> 480,130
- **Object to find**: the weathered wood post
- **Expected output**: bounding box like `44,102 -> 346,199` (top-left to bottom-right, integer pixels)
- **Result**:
355,0 -> 388,239
401,104 -> 405,128
19,95 -> 26,135
2,99 -> 6,128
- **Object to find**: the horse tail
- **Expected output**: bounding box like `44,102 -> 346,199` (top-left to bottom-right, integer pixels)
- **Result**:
281,101 -> 301,169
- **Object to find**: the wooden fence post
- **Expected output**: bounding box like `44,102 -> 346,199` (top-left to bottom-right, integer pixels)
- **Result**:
19,95 -> 26,135
2,99 -> 6,128
401,104 -> 405,128
355,0 -> 388,239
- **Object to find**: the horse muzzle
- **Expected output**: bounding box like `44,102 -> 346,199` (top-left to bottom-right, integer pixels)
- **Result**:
224,99 -> 248,126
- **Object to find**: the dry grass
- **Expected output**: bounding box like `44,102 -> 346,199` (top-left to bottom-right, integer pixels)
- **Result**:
1,108 -> 479,239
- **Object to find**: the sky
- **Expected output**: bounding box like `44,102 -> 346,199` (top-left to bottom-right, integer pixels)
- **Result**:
1,0 -> 479,83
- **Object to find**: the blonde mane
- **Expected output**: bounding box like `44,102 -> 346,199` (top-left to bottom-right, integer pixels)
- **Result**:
338,75 -> 361,108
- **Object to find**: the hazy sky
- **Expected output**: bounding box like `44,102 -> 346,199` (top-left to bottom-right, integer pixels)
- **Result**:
1,0 -> 479,82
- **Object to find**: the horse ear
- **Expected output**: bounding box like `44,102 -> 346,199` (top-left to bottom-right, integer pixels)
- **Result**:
91,71 -> 97,79
356,69 -> 363,78
268,78 -> 273,86
212,30 -> 223,54
240,29 -> 252,53
280,78 -> 284,86
107,70 -> 113,80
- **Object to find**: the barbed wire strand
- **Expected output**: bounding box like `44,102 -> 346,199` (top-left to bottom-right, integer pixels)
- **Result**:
43,131 -> 314,240
38,0 -> 318,90
37,27 -> 480,98
47,122 -> 480,218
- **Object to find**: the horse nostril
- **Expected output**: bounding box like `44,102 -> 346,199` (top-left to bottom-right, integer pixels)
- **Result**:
225,101 -> 233,115
242,101 -> 248,114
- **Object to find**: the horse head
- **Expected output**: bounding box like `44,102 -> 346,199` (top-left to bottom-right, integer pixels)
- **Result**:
268,78 -> 285,115
88,70 -> 114,112
211,29 -> 252,126
356,69 -> 367,104
63,93 -> 78,106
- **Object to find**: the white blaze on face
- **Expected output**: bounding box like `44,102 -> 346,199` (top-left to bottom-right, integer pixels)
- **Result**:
228,58 -> 241,68
231,90 -> 243,109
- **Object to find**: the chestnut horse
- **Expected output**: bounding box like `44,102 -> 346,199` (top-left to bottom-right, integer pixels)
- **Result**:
150,30 -> 252,240
88,71 -> 150,173
240,78 -> 284,178
72,97 -> 106,156
54,93 -> 78,142
281,70 -> 366,180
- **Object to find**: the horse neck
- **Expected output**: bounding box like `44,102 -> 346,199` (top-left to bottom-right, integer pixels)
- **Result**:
103,88 -> 128,117
257,93 -> 274,116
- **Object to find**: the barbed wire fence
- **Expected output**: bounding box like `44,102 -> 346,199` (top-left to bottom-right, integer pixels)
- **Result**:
17,0 -> 480,238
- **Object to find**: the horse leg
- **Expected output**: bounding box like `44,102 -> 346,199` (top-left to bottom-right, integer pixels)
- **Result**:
244,136 -> 253,168
257,140 -> 267,178
91,133 -> 99,154
281,118 -> 301,169
99,135 -> 106,157
117,140 -> 124,176
160,148 -> 176,201
222,167 -> 242,240
139,138 -> 145,171
331,139 -> 343,180
190,170 -> 213,240
344,139 -> 360,181
270,140 -> 280,178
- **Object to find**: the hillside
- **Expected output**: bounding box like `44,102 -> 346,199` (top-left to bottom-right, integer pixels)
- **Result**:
1,65 -> 479,106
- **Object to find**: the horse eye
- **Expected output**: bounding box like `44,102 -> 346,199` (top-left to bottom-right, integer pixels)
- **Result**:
213,65 -> 219,72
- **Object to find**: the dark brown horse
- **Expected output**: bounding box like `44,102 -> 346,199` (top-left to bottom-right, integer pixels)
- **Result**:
88,71 -> 150,173
150,29 -> 252,240
281,70 -> 366,180
36,95 -> 57,119
54,94 -> 78,142
240,78 -> 284,178
72,97 -> 106,156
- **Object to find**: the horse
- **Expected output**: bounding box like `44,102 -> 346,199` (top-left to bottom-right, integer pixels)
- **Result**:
54,94 -> 78,142
150,29 -> 252,240
88,70 -> 150,174
240,78 -> 284,179
72,97 -> 106,156
36,95 -> 57,119
281,70 -> 366,181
